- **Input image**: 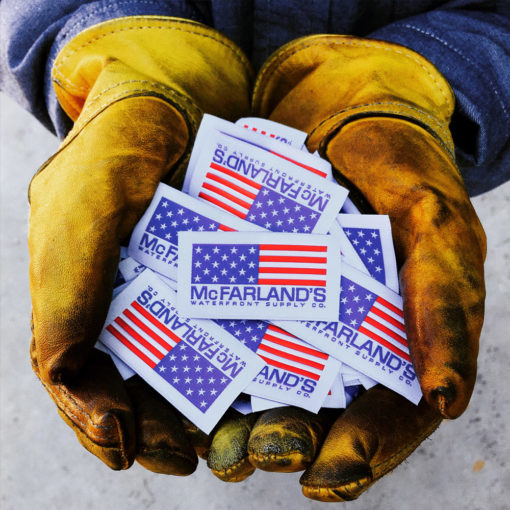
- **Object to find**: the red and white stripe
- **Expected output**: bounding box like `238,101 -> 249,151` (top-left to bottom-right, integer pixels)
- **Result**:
105,301 -> 181,369
240,124 -> 329,178
218,223 -> 236,232
257,244 -> 328,286
198,162 -> 261,219
256,325 -> 329,381
242,124 -> 278,138
359,297 -> 410,361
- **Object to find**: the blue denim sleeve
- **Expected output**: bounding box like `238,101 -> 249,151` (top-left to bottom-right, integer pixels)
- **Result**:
0,0 -> 209,137
370,5 -> 510,195
1,1 -> 509,194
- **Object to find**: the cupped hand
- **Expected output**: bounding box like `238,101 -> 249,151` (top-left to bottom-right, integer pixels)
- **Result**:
29,95 -> 204,473
28,16 -> 253,474
206,119 -> 485,500
204,34 -> 486,501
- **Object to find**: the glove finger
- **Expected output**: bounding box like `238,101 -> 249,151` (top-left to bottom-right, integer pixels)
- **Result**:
125,376 -> 198,475
300,386 -> 441,502
31,339 -> 136,470
247,407 -> 336,473
28,98 -> 189,384
207,410 -> 260,482
400,231 -> 485,418
179,415 -> 213,460
324,119 -> 486,418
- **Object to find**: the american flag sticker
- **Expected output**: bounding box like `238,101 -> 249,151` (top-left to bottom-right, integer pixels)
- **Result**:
127,183 -> 262,281
273,262 -> 422,404
214,318 -> 341,412
99,270 -> 264,433
177,231 -> 342,321
183,114 -> 331,193
336,214 -> 399,293
328,220 -> 373,275
187,129 -> 347,234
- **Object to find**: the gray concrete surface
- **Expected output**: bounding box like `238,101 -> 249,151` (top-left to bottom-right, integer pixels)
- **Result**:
1,92 -> 509,510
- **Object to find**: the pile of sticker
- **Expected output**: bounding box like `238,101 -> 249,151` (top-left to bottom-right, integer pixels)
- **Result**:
96,115 -> 421,434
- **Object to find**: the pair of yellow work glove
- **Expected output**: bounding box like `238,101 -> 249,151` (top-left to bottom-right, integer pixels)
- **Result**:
29,16 -> 486,502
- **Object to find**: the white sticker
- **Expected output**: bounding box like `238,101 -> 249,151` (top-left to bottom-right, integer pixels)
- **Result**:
128,183 -> 262,281
321,372 -> 346,408
214,319 -> 341,413
336,214 -> 399,292
177,231 -> 342,321
341,197 -> 361,214
184,115 -> 333,193
185,119 -> 344,234
341,364 -> 377,390
273,263 -> 422,404
118,257 -> 146,283
113,281 -> 131,298
99,270 -> 264,433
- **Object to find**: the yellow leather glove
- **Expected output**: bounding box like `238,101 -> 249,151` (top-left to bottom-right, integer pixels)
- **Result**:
205,35 -> 486,500
29,16 -> 252,472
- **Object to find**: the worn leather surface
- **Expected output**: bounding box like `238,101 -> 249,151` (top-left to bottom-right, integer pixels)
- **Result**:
126,376 -> 198,475
29,17 -> 252,472
31,341 -> 136,470
300,386 -> 442,501
323,118 -> 486,420
248,407 -> 336,473
29,96 -> 192,471
207,410 -> 260,482
252,34 -> 455,159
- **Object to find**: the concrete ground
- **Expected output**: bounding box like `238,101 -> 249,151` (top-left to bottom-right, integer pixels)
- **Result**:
1,93 -> 509,510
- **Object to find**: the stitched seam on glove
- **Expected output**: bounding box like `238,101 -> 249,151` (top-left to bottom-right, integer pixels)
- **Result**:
139,447 -> 189,456
312,105 -> 457,164
336,478 -> 372,499
41,380 -> 118,434
309,102 -> 453,155
254,36 -> 453,117
301,418 -> 441,494
68,83 -> 201,135
85,80 -> 197,110
31,356 -> 121,438
52,18 -> 251,92
58,406 -> 131,470
53,82 -> 198,125
249,450 -> 311,462
370,417 -> 442,480
29,85 -> 197,186
210,457 -> 251,475
302,476 -> 372,501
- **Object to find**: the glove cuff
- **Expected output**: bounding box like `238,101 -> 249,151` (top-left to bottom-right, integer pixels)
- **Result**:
252,34 -> 455,158
52,16 -> 253,141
